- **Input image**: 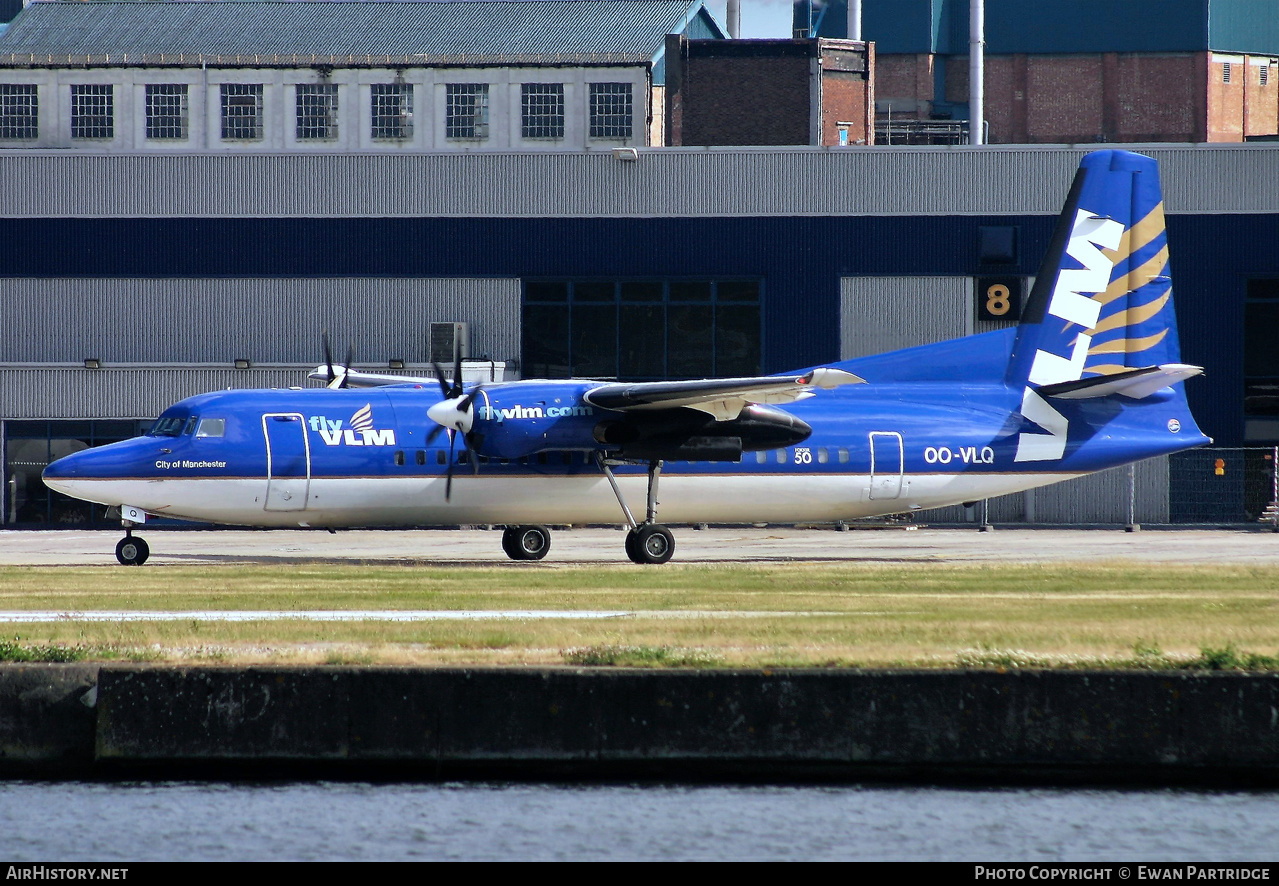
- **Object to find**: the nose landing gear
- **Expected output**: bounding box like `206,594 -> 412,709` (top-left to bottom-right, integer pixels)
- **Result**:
115,529 -> 149,566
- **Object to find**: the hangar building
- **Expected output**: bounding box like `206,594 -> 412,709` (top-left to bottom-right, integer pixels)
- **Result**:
2,145 -> 1276,528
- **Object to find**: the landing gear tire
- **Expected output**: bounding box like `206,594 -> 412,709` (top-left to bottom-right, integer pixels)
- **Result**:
502,525 -> 551,561
115,535 -> 150,566
626,524 -> 674,565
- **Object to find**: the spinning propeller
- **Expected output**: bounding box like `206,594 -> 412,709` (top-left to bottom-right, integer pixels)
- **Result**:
424,349 -> 484,501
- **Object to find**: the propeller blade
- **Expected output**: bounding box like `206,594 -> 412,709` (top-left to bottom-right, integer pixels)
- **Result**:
425,423 -> 446,445
467,435 -> 480,476
339,344 -> 355,390
431,361 -> 451,399
322,331 -> 337,388
456,386 -> 480,413
445,429 -> 456,502
451,347 -> 464,398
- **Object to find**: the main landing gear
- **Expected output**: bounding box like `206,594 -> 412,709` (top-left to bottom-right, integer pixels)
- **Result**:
598,455 -> 675,565
501,525 -> 551,561
115,526 -> 149,566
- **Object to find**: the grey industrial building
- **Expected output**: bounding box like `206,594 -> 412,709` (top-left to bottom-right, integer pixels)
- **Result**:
3,144 -> 1277,528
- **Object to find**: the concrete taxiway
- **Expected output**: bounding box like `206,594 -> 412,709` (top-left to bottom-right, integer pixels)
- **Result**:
0,525 -> 1276,566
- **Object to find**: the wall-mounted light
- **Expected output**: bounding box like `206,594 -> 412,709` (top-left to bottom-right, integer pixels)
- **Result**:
612,147 -> 638,162
388,358 -> 405,370
234,359 -> 251,370
83,358 -> 101,370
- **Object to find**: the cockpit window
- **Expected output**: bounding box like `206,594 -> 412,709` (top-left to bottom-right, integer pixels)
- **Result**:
195,418 -> 226,438
148,416 -> 188,437
183,416 -> 199,436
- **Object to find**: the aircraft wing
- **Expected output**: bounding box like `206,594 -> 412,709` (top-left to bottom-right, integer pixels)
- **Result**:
307,366 -> 434,388
584,367 -> 865,421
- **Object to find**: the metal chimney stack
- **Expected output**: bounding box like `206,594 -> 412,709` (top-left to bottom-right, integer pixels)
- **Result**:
726,0 -> 740,38
848,0 -> 861,41
969,0 -> 985,145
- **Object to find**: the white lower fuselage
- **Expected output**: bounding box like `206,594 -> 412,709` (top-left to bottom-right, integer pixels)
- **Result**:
53,470 -> 1082,528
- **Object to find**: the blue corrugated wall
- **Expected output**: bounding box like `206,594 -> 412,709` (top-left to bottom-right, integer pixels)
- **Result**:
0,212 -> 1272,445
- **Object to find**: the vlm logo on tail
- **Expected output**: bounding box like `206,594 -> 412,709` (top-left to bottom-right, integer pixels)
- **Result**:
308,404 -> 396,446
1009,150 -> 1180,463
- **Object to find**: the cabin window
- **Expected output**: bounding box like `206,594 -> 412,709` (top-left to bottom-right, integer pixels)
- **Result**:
183,416 -> 198,436
755,451 -> 767,464
817,447 -> 829,464
415,450 -> 426,466
775,450 -> 786,464
195,418 -> 226,438
436,450 -> 447,466
838,448 -> 850,464
394,451 -> 405,466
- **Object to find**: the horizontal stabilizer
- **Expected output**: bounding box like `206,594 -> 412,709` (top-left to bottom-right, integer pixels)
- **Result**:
1037,363 -> 1203,400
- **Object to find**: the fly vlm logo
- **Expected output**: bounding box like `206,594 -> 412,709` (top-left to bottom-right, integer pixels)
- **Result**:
308,404 -> 397,446
478,404 -> 593,423
1015,209 -> 1124,462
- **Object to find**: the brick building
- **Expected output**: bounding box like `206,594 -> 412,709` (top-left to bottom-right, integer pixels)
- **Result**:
664,37 -> 874,146
797,0 -> 1279,144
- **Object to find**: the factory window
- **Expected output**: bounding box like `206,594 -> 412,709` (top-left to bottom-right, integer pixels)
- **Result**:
1223,62 -> 1232,83
296,84 -> 339,140
1245,279 -> 1279,441
521,83 -> 564,139
0,85 -> 37,140
445,83 -> 489,139
220,83 -> 263,140
522,280 -> 761,381
589,82 -> 632,139
1263,66 -> 1270,87
70,85 -> 113,140
371,83 -> 413,140
145,84 -> 189,140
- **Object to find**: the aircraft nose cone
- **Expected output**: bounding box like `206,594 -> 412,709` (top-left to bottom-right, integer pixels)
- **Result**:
42,449 -> 87,493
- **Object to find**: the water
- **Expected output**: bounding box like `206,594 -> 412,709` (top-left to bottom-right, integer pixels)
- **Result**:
1,782 -> 1277,861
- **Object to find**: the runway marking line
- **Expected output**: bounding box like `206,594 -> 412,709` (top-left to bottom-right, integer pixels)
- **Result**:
0,610 -> 899,623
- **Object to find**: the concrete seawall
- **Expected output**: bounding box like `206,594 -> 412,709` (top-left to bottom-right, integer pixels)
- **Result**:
4,666 -> 1279,782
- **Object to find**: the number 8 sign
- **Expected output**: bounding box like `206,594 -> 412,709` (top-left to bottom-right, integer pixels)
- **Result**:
976,276 -> 1023,322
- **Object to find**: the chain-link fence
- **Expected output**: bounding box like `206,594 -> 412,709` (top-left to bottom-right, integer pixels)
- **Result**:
1170,447 -> 1279,527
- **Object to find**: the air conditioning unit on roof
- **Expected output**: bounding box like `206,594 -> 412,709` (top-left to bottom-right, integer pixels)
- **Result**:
429,322 -> 470,365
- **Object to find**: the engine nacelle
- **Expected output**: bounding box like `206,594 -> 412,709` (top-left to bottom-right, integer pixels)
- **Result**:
593,404 -> 811,462
464,383 -> 811,463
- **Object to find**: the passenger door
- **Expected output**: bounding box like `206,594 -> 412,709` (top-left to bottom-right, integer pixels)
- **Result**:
868,431 -> 904,500
262,413 -> 310,511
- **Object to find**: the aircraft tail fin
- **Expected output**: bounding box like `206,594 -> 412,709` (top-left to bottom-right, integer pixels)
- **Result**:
1005,150 -> 1190,390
